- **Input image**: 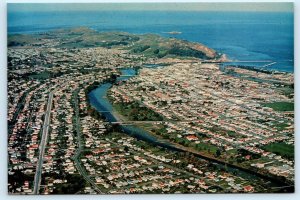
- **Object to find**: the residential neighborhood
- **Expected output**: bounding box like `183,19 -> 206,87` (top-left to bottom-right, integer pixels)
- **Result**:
7,28 -> 294,194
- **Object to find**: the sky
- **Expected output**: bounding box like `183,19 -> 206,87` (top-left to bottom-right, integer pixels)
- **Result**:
8,2 -> 294,13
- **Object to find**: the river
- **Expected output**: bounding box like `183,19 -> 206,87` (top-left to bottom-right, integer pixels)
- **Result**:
88,68 -> 180,150
88,67 -> 291,192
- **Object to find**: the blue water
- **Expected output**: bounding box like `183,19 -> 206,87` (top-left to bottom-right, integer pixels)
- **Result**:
8,10 -> 294,72
88,68 -> 180,149
88,83 -> 116,122
87,67 -> 290,187
87,69 -> 137,122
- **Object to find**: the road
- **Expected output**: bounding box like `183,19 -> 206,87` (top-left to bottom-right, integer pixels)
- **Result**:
33,91 -> 53,194
72,90 -> 103,194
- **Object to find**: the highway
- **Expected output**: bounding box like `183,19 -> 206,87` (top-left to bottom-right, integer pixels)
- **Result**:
33,91 -> 53,194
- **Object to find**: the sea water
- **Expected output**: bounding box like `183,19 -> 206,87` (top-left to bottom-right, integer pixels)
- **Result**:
8,10 -> 294,72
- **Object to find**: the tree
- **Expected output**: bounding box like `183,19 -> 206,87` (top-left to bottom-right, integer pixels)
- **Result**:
215,149 -> 221,157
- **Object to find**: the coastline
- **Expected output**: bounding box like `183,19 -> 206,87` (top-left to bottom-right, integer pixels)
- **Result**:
7,4 -> 295,195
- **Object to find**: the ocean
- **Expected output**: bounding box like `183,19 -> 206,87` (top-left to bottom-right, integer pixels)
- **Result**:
8,10 -> 294,72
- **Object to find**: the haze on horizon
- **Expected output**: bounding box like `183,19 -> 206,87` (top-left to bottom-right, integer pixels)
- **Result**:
8,2 -> 293,13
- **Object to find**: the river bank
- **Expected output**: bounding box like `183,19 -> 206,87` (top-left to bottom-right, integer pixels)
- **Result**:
88,66 -> 294,192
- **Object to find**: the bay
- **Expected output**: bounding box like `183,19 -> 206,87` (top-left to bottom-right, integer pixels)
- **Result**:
8,10 -> 294,72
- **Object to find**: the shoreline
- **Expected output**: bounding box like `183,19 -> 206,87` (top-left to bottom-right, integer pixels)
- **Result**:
8,26 -> 294,73
221,63 -> 294,74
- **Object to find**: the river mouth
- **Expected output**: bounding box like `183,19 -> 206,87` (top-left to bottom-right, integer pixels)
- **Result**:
88,66 -> 292,192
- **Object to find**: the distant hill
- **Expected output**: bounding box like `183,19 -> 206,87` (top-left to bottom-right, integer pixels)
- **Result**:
8,27 -> 222,60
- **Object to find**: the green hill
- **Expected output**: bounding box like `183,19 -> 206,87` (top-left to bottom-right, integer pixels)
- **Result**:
8,27 -> 220,60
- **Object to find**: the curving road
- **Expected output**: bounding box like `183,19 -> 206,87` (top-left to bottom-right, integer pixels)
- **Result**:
72,90 -> 103,194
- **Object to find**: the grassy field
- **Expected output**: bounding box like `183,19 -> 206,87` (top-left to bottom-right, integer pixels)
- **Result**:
29,71 -> 51,80
8,34 -> 42,46
263,102 -> 294,111
262,142 -> 294,160
273,122 -> 290,131
112,100 -> 164,121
